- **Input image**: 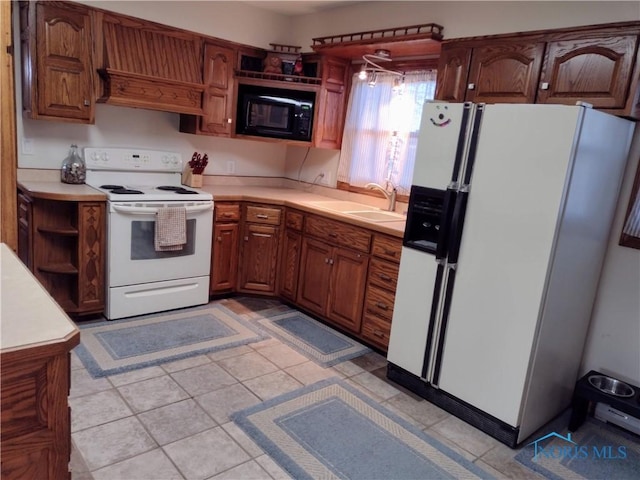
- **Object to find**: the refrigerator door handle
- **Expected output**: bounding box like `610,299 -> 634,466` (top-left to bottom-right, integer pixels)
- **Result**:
446,191 -> 469,265
435,189 -> 457,260
421,261 -> 446,379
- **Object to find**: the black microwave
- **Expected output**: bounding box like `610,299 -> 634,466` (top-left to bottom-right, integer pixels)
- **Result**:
236,84 -> 315,142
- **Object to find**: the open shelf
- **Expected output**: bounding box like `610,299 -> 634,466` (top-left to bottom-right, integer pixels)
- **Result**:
37,263 -> 79,275
37,226 -> 79,236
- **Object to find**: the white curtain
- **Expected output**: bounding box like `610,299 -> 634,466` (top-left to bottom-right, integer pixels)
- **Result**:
338,70 -> 437,195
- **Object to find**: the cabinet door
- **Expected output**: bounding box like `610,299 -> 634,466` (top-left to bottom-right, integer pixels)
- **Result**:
466,42 -> 545,103
34,3 -> 94,122
279,229 -> 302,301
538,34 -> 638,109
435,46 -> 472,102
200,42 -> 236,136
296,237 -> 332,316
326,247 -> 368,333
77,202 -> 105,312
238,223 -> 279,293
313,57 -> 349,149
210,222 -> 239,293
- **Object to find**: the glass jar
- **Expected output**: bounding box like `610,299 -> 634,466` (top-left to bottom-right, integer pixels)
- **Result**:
61,144 -> 86,184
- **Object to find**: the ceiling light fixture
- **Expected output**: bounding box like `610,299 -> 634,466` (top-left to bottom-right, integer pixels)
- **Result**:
360,49 -> 404,82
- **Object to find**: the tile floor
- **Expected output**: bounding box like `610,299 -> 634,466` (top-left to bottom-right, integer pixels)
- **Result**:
69,298 -> 542,479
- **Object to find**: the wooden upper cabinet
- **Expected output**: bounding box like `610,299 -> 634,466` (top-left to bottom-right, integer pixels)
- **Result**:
313,56 -> 350,149
466,42 -> 545,103
538,34 -> 639,109
21,1 -> 95,123
435,22 -> 640,119
435,46 -> 471,102
181,42 -> 236,137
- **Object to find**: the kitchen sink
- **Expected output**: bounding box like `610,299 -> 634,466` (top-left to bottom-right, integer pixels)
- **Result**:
345,210 -> 405,222
307,200 -> 376,212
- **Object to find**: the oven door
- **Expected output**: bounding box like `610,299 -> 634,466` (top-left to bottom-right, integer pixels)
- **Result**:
108,201 -> 213,287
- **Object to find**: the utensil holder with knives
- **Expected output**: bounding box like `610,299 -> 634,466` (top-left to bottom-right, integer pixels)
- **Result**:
182,151 -> 208,187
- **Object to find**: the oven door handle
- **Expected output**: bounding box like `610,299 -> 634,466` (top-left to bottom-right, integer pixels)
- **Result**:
112,204 -> 213,215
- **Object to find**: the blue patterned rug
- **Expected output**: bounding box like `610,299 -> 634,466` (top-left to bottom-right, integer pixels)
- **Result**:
250,309 -> 371,367
515,412 -> 640,479
74,303 -> 268,377
232,379 -> 495,480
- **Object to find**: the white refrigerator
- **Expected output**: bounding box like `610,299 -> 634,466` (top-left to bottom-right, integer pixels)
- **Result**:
386,101 -> 635,447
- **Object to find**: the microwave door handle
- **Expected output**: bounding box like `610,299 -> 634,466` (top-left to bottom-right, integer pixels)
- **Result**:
112,204 -> 213,215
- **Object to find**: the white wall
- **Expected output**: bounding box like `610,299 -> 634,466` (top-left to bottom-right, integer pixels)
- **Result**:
290,1 -> 640,45
15,1 -> 640,384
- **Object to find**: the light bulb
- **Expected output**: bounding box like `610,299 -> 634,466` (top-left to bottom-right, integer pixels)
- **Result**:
358,66 -> 367,80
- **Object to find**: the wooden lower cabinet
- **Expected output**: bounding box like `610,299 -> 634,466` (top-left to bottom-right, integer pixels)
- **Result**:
237,204 -> 282,294
17,189 -> 105,316
1,338 -> 79,480
360,234 -> 403,351
210,203 -> 240,294
279,209 -> 304,301
297,236 -> 368,334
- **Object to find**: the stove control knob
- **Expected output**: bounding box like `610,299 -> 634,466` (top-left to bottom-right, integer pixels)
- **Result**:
101,152 -> 109,162
161,155 -> 170,164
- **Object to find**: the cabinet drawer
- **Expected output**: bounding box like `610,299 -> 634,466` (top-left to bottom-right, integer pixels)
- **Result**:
372,235 -> 402,264
364,284 -> 395,321
285,210 -> 304,231
305,215 -> 371,253
368,258 -> 399,291
361,313 -> 391,351
215,203 -> 240,222
246,205 -> 281,225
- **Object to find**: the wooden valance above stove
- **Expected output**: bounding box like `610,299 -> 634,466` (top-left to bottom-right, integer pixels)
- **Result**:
98,14 -> 206,115
311,24 -> 444,60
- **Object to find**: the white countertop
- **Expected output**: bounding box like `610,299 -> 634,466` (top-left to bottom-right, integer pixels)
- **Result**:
0,244 -> 79,352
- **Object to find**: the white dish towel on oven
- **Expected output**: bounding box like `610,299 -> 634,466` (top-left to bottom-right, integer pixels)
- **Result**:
155,207 -> 187,251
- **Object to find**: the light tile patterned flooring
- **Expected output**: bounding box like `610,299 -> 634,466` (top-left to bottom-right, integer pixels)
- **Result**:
70,298 -> 541,479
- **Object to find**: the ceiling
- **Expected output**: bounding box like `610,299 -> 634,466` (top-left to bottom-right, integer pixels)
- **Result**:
241,1 -> 360,16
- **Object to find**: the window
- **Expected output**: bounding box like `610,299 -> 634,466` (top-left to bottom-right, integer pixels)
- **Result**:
620,158 -> 640,249
337,70 -> 437,196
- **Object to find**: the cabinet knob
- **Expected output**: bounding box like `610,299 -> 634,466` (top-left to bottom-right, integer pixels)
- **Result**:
467,83 -> 475,90
379,273 -> 392,281
540,82 -> 550,90
244,236 -> 249,241
329,258 -> 334,265
376,302 -> 389,310
83,99 -> 90,106
217,236 -> 222,242
227,118 -> 232,124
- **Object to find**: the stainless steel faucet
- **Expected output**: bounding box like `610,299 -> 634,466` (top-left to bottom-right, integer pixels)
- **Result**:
365,182 -> 397,212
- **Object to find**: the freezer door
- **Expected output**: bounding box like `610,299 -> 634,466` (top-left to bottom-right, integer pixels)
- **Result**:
412,102 -> 473,189
437,104 -> 585,426
387,247 -> 440,377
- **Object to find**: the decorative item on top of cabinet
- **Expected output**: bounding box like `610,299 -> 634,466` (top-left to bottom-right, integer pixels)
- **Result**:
237,204 -> 282,294
279,209 -> 304,301
18,189 -> 105,316
19,0 -> 96,123
180,42 -> 237,137
210,203 -> 240,294
297,214 -> 371,333
361,234 -> 402,351
435,21 -> 640,120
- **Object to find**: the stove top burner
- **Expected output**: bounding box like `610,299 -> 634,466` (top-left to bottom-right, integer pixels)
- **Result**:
111,188 -> 144,195
100,184 -> 124,190
156,186 -> 184,191
175,188 -> 197,194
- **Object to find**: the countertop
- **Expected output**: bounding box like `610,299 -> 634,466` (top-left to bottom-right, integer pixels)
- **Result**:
0,244 -> 79,352
18,180 -> 406,238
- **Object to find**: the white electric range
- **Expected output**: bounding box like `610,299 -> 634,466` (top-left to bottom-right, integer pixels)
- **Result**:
85,147 -> 213,320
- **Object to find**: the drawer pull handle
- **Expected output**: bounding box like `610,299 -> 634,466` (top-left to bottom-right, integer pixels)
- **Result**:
221,212 -> 234,217
373,329 -> 385,338
256,214 -> 269,219
217,236 -> 222,242
376,302 -> 389,310
379,273 -> 392,281
252,233 -> 272,238
383,249 -> 397,256
328,232 -> 338,237
329,258 -> 334,265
